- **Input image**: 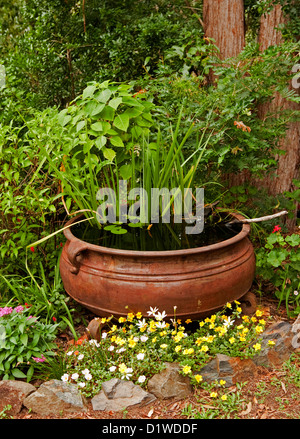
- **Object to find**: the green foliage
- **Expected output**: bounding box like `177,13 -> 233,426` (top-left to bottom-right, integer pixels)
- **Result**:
0,305 -> 58,381
255,228 -> 300,316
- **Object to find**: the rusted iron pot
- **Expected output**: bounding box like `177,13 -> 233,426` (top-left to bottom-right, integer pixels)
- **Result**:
59,213 -> 256,320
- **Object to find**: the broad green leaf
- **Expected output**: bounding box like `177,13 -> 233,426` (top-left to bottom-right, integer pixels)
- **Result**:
91,103 -> 105,117
267,249 -> 288,267
20,334 -> 28,346
95,136 -> 107,149
11,368 -> 27,379
110,136 -> 124,147
114,113 -> 129,132
102,148 -> 116,161
285,234 -> 300,247
82,85 -> 96,99
95,88 -> 112,103
90,122 -> 103,132
99,106 -> 115,121
109,97 -> 122,110
76,120 -> 86,132
119,164 -> 132,180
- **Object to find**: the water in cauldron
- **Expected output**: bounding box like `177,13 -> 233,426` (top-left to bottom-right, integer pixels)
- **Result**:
71,213 -> 242,252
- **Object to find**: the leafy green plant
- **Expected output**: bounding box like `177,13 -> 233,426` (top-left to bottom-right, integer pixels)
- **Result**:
0,304 -> 58,381
255,226 -> 300,316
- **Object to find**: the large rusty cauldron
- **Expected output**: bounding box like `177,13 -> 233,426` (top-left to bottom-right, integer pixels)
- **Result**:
59,213 -> 256,320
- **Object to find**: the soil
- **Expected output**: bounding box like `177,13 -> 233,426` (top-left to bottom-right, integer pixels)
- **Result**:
7,293 -> 300,421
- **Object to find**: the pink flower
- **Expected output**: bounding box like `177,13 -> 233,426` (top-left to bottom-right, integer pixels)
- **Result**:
272,225 -> 281,233
14,305 -> 24,313
32,355 -> 46,363
0,307 -> 13,317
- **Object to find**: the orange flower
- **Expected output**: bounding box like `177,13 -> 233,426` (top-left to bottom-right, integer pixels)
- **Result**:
234,120 -> 251,133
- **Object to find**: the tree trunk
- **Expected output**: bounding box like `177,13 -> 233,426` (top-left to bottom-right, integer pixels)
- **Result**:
203,0 -> 245,60
257,4 -> 300,229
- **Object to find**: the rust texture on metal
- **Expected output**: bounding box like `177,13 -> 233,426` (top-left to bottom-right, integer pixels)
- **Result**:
59,213 -> 256,320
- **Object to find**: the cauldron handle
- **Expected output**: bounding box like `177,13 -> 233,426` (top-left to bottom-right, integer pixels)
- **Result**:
67,240 -> 89,274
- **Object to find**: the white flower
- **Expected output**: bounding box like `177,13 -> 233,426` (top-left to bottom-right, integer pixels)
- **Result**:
140,335 -> 148,342
138,375 -> 146,383
77,354 -> 84,360
102,332 -> 108,339
133,337 -> 139,342
155,310 -> 167,321
61,373 -> 69,382
66,351 -> 73,356
82,368 -> 90,375
89,339 -> 100,347
136,319 -> 147,329
71,373 -> 79,381
155,320 -> 167,329
108,345 -> 115,351
136,352 -> 145,360
223,317 -> 235,328
109,365 -> 117,372
84,373 -> 93,381
121,367 -> 133,380
147,306 -> 159,317
78,382 -> 85,388
294,290 -> 299,296
116,347 -> 126,353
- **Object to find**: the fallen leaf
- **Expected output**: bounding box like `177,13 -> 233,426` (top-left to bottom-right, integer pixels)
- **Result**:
281,381 -> 287,393
147,408 -> 154,418
240,401 -> 252,416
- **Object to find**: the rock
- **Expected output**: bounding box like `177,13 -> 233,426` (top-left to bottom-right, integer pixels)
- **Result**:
147,362 -> 193,399
252,321 -> 294,367
198,353 -> 258,387
23,379 -> 88,416
0,380 -> 36,415
91,378 -> 156,411
291,314 -> 300,351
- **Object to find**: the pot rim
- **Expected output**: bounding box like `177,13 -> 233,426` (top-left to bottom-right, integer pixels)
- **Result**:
62,211 -> 251,258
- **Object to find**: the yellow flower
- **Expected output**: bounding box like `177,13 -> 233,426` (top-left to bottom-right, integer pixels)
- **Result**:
183,348 -> 194,355
242,315 -> 249,323
259,319 -> 266,326
128,339 -> 137,348
182,365 -> 191,375
199,321 -> 205,327
127,313 -> 135,322
185,319 -> 192,324
239,336 -> 246,342
234,300 -> 241,305
268,340 -> 276,347
237,324 -> 244,330
152,337 -> 157,343
219,380 -> 226,386
194,374 -> 203,383
136,312 -> 143,319
236,307 -> 242,313
177,319 -> 181,325
255,325 -> 263,334
253,343 -> 261,351
118,317 -> 127,323
255,309 -> 264,317
221,394 -> 227,401
251,316 -> 257,323
200,345 -> 209,352
210,392 -> 218,398
209,322 -> 215,329
175,345 -> 182,352
226,302 -> 232,309
160,343 -> 168,349
229,337 -> 235,344
118,363 -> 127,374
110,335 -> 116,342
110,324 -> 118,332
195,337 -> 202,346
101,317 -> 107,324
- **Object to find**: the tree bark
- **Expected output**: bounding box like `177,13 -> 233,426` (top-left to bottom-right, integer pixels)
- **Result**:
258,4 -> 300,197
203,0 -> 245,60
